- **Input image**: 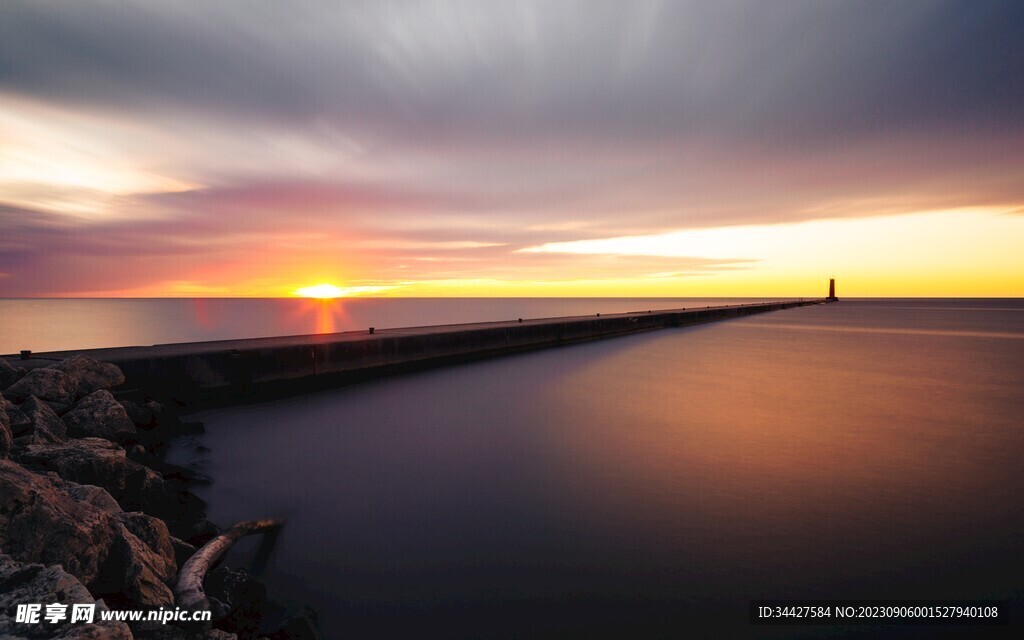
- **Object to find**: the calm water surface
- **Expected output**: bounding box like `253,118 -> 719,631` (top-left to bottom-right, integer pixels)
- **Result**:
168,300 -> 1024,638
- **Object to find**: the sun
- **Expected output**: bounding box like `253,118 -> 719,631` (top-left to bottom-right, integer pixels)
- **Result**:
294,283 -> 346,299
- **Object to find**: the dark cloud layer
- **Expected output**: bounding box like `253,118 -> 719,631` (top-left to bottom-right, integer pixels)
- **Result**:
3,1 -> 1022,143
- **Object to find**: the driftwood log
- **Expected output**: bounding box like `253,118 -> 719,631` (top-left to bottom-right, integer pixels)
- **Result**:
175,518 -> 284,614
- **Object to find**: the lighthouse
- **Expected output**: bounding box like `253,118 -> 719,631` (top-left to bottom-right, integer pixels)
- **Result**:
827,278 -> 838,302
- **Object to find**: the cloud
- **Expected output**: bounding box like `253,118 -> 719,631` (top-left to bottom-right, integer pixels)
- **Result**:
3,1 -> 1022,143
1,1 -> 1022,295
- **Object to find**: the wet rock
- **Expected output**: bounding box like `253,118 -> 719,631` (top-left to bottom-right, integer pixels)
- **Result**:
19,438 -> 129,498
4,368 -> 75,406
0,394 -> 11,460
0,460 -> 117,585
5,397 -> 32,435
159,460 -> 213,486
66,482 -> 122,515
92,520 -> 175,608
167,518 -> 221,548
116,511 -> 176,576
63,390 -> 137,443
206,567 -> 266,639
1,464 -> 174,610
121,460 -> 181,516
46,401 -> 74,416
120,399 -> 163,428
0,554 -> 133,640
17,438 -> 194,520
0,358 -> 22,390
14,396 -> 68,445
50,356 -> 125,400
171,536 -> 197,571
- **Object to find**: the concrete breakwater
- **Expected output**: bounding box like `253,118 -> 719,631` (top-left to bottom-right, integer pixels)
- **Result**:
5,300 -> 825,404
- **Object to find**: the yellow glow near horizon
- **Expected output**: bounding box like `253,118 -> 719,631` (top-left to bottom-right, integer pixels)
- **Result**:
294,283 -> 399,298
295,284 -> 347,298
512,207 -> 1024,297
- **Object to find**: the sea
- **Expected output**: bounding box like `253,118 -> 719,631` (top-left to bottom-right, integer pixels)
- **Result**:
6,298 -> 1024,637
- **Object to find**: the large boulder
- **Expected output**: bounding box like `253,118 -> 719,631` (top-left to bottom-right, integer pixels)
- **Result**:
170,536 -> 197,572
0,461 -> 178,611
19,438 -> 129,498
0,393 -> 11,460
18,438 -> 191,521
0,554 -> 133,640
63,390 -> 137,443
205,567 -> 267,639
92,519 -> 176,608
4,368 -> 75,406
120,461 -> 178,516
120,399 -> 163,429
14,396 -> 68,445
66,482 -> 123,515
50,356 -> 125,400
0,358 -> 20,389
4,397 -> 32,434
0,460 -> 117,585
116,511 -> 176,576
166,518 -> 220,549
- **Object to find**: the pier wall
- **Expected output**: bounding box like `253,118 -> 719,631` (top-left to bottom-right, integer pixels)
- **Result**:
5,300 -> 825,403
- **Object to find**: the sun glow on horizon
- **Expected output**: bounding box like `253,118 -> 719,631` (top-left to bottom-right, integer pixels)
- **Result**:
294,283 -> 399,298
295,283 -> 347,298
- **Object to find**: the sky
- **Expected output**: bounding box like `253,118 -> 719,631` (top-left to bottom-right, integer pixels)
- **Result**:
1,0 -> 1022,298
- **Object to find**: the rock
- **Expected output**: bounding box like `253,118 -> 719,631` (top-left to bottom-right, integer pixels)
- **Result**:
158,459 -> 213,486
1,463 -> 175,610
166,518 -> 221,548
63,390 -> 137,443
0,554 -> 132,640
66,483 -> 122,514
4,368 -> 76,406
205,567 -> 267,638
92,521 -> 175,608
116,512 -> 176,576
15,396 -> 68,445
120,399 -> 162,428
19,438 -> 129,499
0,394 -> 11,460
0,460 -> 117,585
17,438 -> 194,520
5,397 -> 32,435
121,459 -> 182,518
171,536 -> 197,571
0,358 -> 20,389
50,356 -> 125,400
47,401 -> 74,416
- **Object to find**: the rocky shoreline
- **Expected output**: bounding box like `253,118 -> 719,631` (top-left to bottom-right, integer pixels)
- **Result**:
1,356 -> 319,640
